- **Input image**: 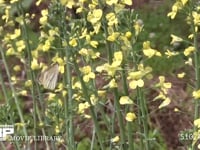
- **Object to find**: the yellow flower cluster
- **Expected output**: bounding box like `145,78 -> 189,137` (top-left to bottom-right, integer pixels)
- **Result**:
96,51 -> 123,77
154,76 -> 172,109
127,64 -> 152,89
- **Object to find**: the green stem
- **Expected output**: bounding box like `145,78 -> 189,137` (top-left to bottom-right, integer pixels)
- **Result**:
121,64 -> 134,150
0,67 -> 21,149
0,46 -> 28,139
65,48 -> 75,150
193,32 -> 200,120
100,9 -> 126,150
113,87 -> 126,149
72,53 -> 105,150
137,87 -> 149,150
136,88 -> 143,150
58,3 -> 75,149
192,19 -> 200,150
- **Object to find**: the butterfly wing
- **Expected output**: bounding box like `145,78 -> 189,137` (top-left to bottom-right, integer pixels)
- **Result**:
38,63 -> 59,90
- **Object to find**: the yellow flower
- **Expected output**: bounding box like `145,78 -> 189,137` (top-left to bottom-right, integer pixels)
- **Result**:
6,46 -> 15,56
129,79 -> 144,89
10,0 -> 19,3
38,122 -> 44,127
78,102 -> 90,114
109,78 -> 118,88
194,118 -> 200,128
25,80 -> 32,87
125,31 -> 132,39
90,94 -> 98,105
98,90 -> 106,97
42,40 -> 51,51
153,91 -> 166,101
165,49 -> 179,58
106,12 -> 118,26
90,40 -> 98,48
73,81 -> 82,89
119,96 -> 133,105
174,107 -> 180,112
48,93 -> 56,100
84,114 -> 91,119
69,38 -> 77,47
13,65 -> 21,72
121,0 -> 132,5
167,2 -> 183,19
15,122 -> 25,128
111,135 -> 120,143
143,41 -> 161,58
184,46 -> 195,56
167,6 -> 178,19
107,32 -> 120,41
193,90 -> 200,99
16,40 -> 25,52
31,58 -> 40,70
181,0 -> 188,5
10,29 -> 21,40
79,48 -> 88,56
62,90 -> 67,97
127,71 -> 143,80
143,48 -> 156,58
112,51 -> 123,66
177,72 -> 185,78
81,66 -> 92,74
163,82 -> 172,89
87,9 -> 102,24
158,97 -> 171,109
157,76 -> 171,88
188,34 -> 194,39
18,90 -> 27,96
2,6 -> 10,23
185,57 -> 193,66
55,125 -> 60,134
192,11 -> 200,26
170,34 -> 183,44
81,66 -> 95,82
106,0 -> 118,5
125,112 -> 137,122
36,0 -> 42,6
58,99 -> 63,106
39,9 -> 48,26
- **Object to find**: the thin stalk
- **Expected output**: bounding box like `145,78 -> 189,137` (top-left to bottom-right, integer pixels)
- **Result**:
65,49 -> 75,150
0,66 -> 9,102
17,2 -> 45,149
193,32 -> 200,119
59,4 -> 75,149
121,64 -> 134,150
113,87 -> 126,149
109,111 -> 116,150
72,54 -> 105,150
100,11 -> 126,150
192,15 -> 200,150
0,46 -> 28,139
91,127 -> 95,150
138,87 -> 149,150
136,88 -> 144,150
0,65 -> 21,149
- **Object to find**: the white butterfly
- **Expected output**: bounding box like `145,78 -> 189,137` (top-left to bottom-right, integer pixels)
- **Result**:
38,63 -> 59,90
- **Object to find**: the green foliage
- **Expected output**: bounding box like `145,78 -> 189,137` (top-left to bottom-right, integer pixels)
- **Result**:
0,0 -> 196,150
